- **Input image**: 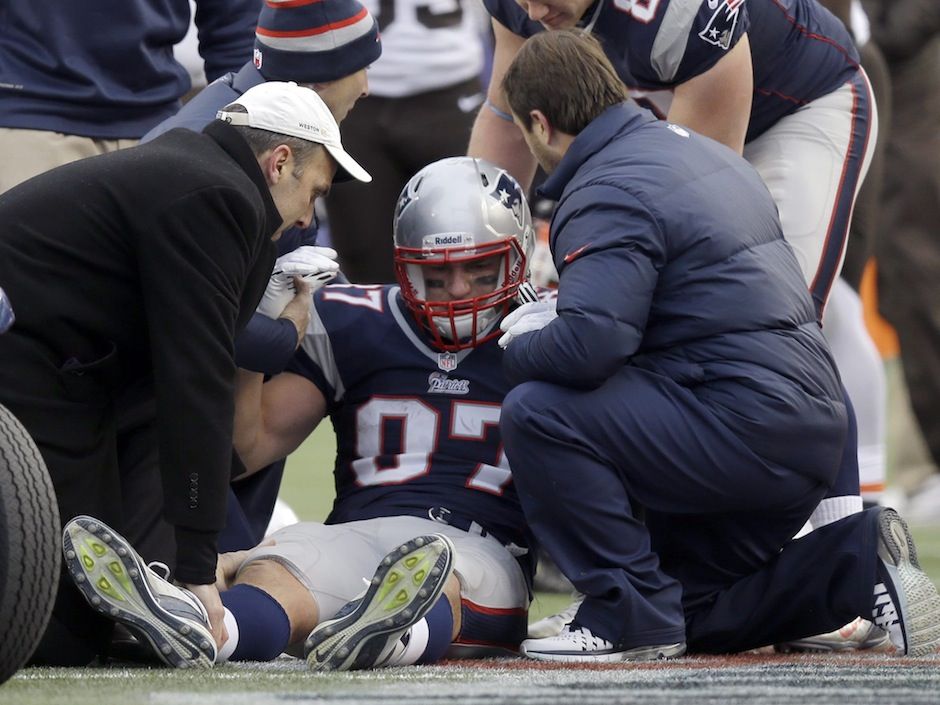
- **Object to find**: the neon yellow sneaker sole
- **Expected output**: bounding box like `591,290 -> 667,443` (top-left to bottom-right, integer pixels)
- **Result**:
62,515 -> 216,668
304,533 -> 455,671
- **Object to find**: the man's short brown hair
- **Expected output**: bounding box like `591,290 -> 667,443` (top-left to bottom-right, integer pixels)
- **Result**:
502,30 -> 629,134
221,103 -> 322,175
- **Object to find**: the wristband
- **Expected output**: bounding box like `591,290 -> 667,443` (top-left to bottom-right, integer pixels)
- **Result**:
485,99 -> 515,123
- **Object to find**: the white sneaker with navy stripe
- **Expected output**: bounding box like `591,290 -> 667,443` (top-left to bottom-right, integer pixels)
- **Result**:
63,515 -> 216,668
520,624 -> 686,663
873,508 -> 940,656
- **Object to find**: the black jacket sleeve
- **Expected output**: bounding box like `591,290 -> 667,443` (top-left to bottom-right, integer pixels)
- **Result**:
139,186 -> 264,584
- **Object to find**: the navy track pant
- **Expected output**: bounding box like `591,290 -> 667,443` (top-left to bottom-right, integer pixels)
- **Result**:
501,366 -> 878,651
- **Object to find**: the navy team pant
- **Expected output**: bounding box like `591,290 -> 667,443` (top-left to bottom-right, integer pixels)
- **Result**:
501,366 -> 879,651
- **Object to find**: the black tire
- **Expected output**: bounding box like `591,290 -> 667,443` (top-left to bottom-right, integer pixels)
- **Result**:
0,402 -> 60,685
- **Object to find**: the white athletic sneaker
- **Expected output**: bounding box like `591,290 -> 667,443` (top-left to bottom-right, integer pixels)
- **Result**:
304,534 -> 455,671
62,515 -> 216,668
776,617 -> 890,653
527,593 -> 584,638
873,508 -> 940,656
520,625 -> 686,663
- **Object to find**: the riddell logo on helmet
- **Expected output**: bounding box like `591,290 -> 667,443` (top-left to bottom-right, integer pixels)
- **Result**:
423,234 -> 472,248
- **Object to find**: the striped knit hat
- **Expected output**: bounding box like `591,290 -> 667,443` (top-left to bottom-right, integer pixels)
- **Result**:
253,0 -> 382,84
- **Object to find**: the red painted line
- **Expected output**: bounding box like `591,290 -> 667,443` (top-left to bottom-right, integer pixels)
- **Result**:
437,646 -> 930,671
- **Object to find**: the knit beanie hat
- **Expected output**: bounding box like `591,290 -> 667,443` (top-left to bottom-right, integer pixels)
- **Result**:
253,0 -> 382,84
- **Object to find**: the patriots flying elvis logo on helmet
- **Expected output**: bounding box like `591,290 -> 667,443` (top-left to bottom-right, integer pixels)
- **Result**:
396,177 -> 421,219
491,173 -> 526,229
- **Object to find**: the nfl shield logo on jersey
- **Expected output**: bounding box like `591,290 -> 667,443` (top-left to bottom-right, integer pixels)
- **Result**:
698,0 -> 742,50
253,48 -> 263,70
437,352 -> 458,372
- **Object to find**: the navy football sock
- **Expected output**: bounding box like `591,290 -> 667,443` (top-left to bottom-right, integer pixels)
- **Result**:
387,597 -> 456,666
416,597 -> 455,664
220,584 -> 291,662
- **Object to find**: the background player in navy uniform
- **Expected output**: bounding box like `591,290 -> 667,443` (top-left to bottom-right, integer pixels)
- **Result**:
61,157 -> 538,669
496,31 -> 940,661
470,0 -> 883,552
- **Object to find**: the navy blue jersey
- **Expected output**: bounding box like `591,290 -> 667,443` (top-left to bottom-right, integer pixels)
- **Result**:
485,0 -> 859,140
287,284 -> 529,549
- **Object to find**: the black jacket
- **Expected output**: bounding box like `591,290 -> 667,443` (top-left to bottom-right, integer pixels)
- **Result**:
0,121 -> 279,582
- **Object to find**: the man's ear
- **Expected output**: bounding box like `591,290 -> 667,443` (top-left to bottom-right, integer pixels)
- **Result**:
261,145 -> 292,186
530,109 -> 553,143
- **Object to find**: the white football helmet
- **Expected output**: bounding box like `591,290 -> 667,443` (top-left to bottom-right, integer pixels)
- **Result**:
393,157 -> 534,351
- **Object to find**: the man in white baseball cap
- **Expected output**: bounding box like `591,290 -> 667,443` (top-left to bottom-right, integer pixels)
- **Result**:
0,79 -> 370,667
218,80 -> 371,187
107,81 -> 371,617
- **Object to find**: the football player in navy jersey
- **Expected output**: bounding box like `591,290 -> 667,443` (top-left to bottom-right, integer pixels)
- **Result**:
470,0 -> 886,573
58,157 -> 539,670
225,157 -> 540,671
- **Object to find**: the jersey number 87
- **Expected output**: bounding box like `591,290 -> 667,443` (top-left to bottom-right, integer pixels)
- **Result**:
351,396 -> 512,496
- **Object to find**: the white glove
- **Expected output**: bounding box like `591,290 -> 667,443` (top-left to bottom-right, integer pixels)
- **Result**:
497,299 -> 558,349
257,246 -> 339,318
